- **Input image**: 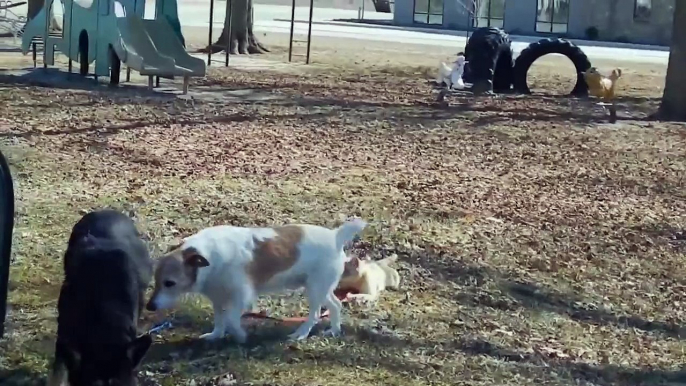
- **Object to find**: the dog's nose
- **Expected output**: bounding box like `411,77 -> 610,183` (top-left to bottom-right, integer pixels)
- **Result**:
146,301 -> 157,312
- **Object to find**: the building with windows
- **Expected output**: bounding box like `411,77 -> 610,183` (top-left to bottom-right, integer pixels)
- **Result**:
393,0 -> 674,46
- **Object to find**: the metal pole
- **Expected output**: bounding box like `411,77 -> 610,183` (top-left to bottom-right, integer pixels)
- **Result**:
361,0 -> 364,20
43,0 -> 50,69
288,0 -> 295,62
208,0 -> 214,66
0,150 -> 15,340
67,0 -> 74,73
225,0 -> 232,66
306,0 -> 313,64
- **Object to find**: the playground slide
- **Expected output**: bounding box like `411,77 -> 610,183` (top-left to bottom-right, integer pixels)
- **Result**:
115,14 -> 206,79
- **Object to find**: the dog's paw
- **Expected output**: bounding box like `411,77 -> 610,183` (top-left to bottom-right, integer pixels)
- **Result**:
199,331 -> 224,341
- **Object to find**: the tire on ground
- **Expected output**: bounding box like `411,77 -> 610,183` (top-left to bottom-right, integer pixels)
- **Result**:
512,38 -> 592,96
463,27 -> 514,93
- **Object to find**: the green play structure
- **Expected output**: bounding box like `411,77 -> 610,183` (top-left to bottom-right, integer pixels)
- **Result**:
21,0 -> 205,93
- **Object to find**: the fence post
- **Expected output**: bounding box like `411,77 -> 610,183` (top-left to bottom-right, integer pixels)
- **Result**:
0,149 -> 15,339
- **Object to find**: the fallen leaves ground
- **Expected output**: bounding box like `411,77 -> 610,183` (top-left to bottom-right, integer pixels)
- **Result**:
1,40 -> 685,386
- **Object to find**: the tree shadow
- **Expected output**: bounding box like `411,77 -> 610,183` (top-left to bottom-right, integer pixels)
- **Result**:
0,69 -> 179,99
501,280 -> 686,339
0,112 -> 276,139
456,336 -> 686,386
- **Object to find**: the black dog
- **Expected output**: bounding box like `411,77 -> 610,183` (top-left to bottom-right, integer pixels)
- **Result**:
48,209 -> 154,386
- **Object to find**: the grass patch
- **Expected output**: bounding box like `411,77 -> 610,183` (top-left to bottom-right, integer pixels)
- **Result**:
1,48 -> 685,386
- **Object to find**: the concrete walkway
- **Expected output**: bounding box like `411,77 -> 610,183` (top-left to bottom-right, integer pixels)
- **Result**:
2,0 -> 670,64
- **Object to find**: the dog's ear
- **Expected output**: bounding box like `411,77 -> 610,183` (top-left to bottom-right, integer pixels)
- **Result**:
127,334 -> 153,369
182,247 -> 210,268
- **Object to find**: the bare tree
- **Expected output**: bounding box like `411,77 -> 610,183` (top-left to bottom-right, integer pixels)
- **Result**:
456,0 -> 484,29
658,1 -> 685,120
203,0 -> 269,55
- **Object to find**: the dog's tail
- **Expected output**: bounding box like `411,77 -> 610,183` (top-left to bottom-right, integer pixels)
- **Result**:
335,218 -> 368,251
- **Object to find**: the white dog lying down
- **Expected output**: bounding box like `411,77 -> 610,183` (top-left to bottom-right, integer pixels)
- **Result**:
436,53 -> 468,90
146,218 -> 368,343
337,254 -> 400,304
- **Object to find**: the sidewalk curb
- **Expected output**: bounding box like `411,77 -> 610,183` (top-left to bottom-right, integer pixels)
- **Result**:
275,17 -> 670,52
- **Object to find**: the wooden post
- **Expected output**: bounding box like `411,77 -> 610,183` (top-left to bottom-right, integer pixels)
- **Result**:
183,76 -> 190,95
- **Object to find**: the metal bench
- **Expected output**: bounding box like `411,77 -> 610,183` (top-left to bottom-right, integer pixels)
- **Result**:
0,149 -> 15,339
29,31 -> 64,68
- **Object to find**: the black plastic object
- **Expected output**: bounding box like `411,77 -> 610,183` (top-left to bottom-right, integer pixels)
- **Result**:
512,38 -> 592,96
109,46 -> 121,86
79,31 -> 89,76
463,27 -> 514,93
0,149 -> 15,339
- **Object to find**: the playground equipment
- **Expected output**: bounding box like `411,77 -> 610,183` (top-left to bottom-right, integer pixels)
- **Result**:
0,149 -> 15,339
288,0 -> 314,64
20,0 -> 206,94
437,27 -> 592,98
0,0 -> 27,44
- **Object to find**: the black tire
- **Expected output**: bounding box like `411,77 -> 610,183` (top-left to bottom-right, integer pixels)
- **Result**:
109,46 -> 121,86
0,149 -> 15,339
78,31 -> 89,76
463,27 -> 514,93
512,38 -> 592,96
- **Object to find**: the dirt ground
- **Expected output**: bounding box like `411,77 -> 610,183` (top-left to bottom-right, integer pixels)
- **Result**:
1,31 -> 685,386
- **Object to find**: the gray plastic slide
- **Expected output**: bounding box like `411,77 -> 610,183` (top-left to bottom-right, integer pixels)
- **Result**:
115,14 -> 206,79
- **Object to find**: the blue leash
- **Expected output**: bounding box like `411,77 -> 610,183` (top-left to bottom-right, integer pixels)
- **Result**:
147,320 -> 173,335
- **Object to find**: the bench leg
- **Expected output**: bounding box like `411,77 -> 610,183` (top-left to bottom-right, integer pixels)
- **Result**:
182,76 -> 190,95
32,43 -> 36,68
126,68 -> 131,82
148,76 -> 153,90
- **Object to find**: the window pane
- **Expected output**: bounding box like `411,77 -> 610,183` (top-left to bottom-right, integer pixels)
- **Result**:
490,0 -> 506,19
491,18 -> 504,28
476,0 -> 489,18
536,21 -> 551,32
537,0 -> 553,22
414,13 -> 428,23
414,0 -> 429,14
476,17 -> 489,27
552,22 -> 567,33
429,0 -> 443,15
552,0 -> 569,23
635,0 -> 651,20
428,14 -> 443,25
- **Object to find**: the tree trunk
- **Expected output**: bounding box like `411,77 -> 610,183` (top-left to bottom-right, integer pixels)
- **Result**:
27,0 -> 61,31
203,0 -> 268,55
657,1 -> 686,120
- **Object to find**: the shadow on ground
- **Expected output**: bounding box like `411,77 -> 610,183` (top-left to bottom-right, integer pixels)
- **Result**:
456,336 -> 686,386
501,280 -> 686,339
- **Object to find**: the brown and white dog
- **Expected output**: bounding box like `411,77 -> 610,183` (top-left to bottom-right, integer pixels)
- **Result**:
145,218 -> 368,343
337,254 -> 400,305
